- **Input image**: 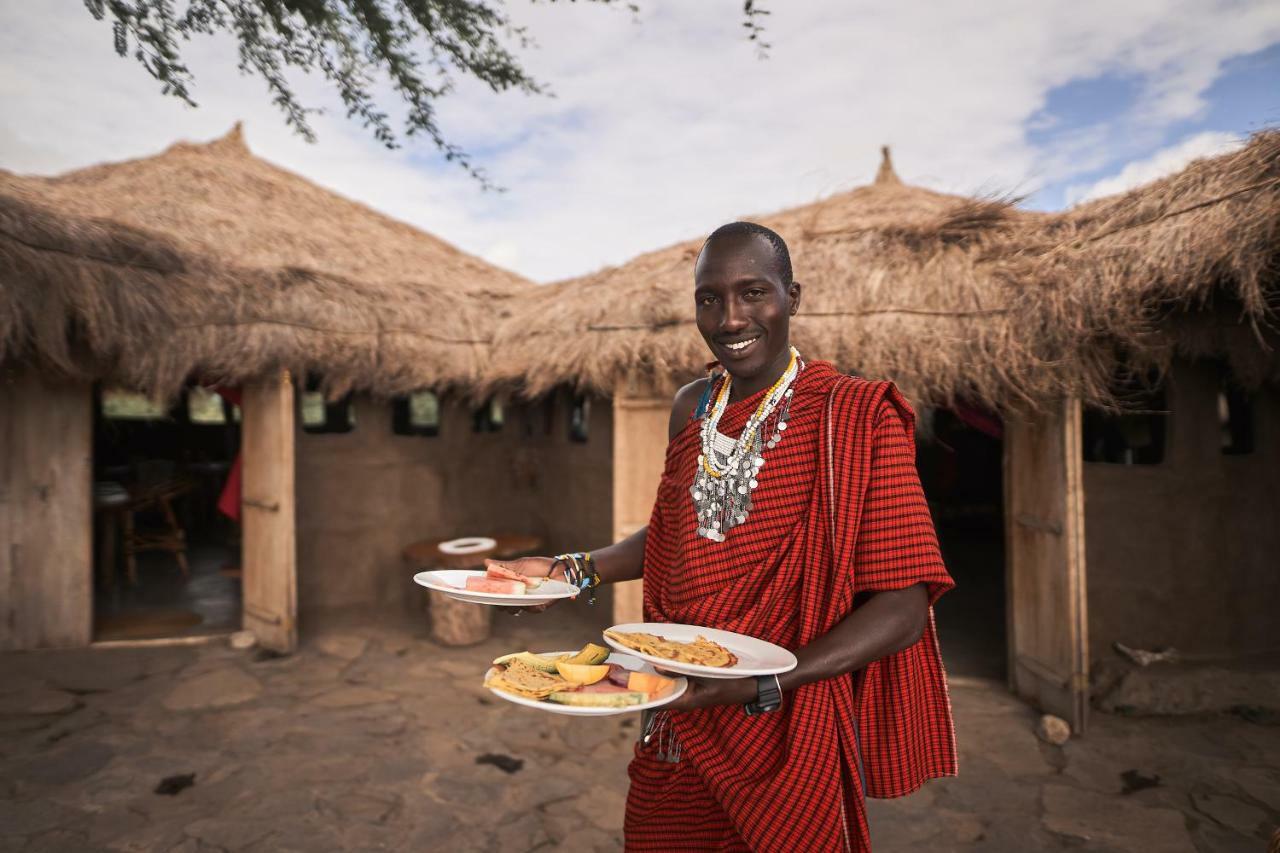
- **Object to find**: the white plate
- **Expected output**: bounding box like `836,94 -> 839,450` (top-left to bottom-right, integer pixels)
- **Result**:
483,652 -> 687,716
602,623 -> 798,679
413,570 -> 578,606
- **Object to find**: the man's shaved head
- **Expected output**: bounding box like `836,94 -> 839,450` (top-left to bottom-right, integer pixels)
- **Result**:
698,221 -> 793,287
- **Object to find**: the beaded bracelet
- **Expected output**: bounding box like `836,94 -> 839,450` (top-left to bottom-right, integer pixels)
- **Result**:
554,551 -> 601,605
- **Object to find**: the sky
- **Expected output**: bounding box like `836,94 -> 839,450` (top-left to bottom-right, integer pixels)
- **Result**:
1,1 -> 1278,283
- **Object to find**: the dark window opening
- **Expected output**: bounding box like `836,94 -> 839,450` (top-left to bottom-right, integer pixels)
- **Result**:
299,377 -> 355,434
472,399 -> 504,433
1218,380 -> 1254,456
1082,371 -> 1167,465
393,391 -> 441,437
569,395 -> 590,443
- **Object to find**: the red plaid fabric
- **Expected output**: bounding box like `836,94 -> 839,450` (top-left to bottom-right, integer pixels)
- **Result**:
625,360 -> 956,852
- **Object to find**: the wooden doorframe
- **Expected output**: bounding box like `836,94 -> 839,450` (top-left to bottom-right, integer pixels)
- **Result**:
240,371 -> 298,653
1004,395 -> 1089,732
610,395 -> 671,626
0,371 -> 93,650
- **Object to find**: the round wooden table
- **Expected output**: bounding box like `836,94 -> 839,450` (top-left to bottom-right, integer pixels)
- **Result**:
402,534 -> 544,646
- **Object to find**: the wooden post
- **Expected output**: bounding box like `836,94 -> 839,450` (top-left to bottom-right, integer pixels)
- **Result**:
1005,396 -> 1089,733
0,371 -> 92,650
241,371 -> 298,654
611,395 -> 671,625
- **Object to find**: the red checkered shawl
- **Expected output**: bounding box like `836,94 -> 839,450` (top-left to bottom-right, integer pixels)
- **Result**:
626,361 -> 956,852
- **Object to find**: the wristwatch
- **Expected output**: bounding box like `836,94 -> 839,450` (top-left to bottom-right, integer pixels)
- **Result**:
743,674 -> 783,716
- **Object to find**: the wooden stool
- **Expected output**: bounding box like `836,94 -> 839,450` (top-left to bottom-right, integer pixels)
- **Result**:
402,534 -> 543,647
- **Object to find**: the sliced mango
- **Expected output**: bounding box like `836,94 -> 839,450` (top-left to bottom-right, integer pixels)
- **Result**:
555,661 -> 611,685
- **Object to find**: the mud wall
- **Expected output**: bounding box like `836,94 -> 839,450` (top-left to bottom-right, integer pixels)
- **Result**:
1084,360 -> 1280,663
294,391 -> 613,614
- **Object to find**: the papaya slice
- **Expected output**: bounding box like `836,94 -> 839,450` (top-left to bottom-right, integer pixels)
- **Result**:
627,671 -> 675,698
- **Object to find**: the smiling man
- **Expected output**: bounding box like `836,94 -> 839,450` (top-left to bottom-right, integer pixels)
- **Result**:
488,222 -> 957,852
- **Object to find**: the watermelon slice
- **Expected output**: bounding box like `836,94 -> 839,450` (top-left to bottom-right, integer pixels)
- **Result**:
485,565 -> 545,589
465,577 -> 525,595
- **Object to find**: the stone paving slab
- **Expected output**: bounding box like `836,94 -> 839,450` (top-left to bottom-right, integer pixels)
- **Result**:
1,608 -> 1276,852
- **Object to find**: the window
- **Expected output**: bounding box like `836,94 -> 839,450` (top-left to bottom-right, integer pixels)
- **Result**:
472,398 -> 504,433
102,389 -> 169,421
569,395 -> 590,443
393,391 -> 441,437
299,389 -> 356,434
1218,382 -> 1254,456
1082,371 -> 1167,465
187,387 -> 228,425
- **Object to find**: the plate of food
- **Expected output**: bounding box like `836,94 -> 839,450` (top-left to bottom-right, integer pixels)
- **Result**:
483,642 -> 687,716
602,623 -> 798,679
413,565 -> 578,606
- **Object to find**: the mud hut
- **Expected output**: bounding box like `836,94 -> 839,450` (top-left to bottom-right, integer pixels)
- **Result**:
484,134 -> 1280,731
0,126 -> 550,653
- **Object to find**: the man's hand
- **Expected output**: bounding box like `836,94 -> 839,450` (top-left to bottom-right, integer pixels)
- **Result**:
661,675 -> 757,711
483,556 -> 567,613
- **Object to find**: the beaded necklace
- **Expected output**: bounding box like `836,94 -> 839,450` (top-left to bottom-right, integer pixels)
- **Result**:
691,347 -> 803,542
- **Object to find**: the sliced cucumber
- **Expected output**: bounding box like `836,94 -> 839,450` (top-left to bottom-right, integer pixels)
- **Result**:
547,690 -> 647,707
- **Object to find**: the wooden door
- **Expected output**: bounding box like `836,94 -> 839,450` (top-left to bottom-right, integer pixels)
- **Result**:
241,372 -> 297,653
1005,396 -> 1089,732
0,372 -> 92,650
611,396 -> 671,625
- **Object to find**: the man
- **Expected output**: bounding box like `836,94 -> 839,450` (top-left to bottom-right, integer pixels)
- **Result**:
487,221 -> 956,852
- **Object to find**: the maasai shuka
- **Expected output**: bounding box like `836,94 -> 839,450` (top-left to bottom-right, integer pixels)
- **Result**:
625,360 -> 956,852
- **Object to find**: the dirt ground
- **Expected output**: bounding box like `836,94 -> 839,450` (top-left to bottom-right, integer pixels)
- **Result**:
1,605 -> 1277,853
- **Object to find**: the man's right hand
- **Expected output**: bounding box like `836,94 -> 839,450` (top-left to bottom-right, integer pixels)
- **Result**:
484,556 -> 567,612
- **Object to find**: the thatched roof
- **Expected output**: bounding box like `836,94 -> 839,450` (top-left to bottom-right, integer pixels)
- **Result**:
485,134 -> 1280,409
1010,130 -> 1280,397
0,125 -> 530,398
0,124 -> 527,296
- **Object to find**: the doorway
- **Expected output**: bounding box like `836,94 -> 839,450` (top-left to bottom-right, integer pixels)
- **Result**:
91,384 -> 243,642
917,406 -> 1007,681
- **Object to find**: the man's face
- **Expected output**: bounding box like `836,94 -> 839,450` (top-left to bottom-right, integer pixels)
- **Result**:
694,233 -> 800,382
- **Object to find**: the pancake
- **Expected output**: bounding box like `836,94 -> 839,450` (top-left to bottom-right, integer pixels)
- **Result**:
484,659 -> 573,699
604,630 -> 738,668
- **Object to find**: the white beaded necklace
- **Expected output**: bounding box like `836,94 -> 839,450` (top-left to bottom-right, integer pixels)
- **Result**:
691,347 -> 803,542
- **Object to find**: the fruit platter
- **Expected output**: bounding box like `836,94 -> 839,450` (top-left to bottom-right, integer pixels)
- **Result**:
483,642 -> 688,716
414,564 -> 578,606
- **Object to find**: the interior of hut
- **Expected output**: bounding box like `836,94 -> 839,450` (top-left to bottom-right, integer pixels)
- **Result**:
916,406 -> 1007,682
91,384 -> 243,642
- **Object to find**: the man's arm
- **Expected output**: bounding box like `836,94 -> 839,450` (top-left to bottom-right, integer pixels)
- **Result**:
778,585 -> 928,691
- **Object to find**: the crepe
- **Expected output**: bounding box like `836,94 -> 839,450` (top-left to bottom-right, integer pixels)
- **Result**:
484,659 -> 572,699
604,630 -> 739,668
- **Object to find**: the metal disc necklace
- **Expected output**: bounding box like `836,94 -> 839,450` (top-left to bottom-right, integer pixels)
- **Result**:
691,346 -> 803,542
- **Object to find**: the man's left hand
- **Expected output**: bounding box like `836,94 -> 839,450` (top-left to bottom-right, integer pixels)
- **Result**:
661,675 -> 757,711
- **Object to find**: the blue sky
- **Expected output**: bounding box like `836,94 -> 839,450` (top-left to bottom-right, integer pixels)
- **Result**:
1,1 -> 1278,281
1030,41 -> 1280,209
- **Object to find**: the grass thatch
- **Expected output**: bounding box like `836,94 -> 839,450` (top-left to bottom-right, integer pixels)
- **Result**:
484,133 -> 1280,410
3,127 -> 1275,410
0,193 -> 515,400
0,125 -> 528,399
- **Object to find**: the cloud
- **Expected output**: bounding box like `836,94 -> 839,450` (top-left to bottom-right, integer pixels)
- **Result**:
1,1 -> 1278,282
1065,130 -> 1245,204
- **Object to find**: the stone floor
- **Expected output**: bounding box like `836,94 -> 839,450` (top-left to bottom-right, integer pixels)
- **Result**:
1,607 -> 1277,852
